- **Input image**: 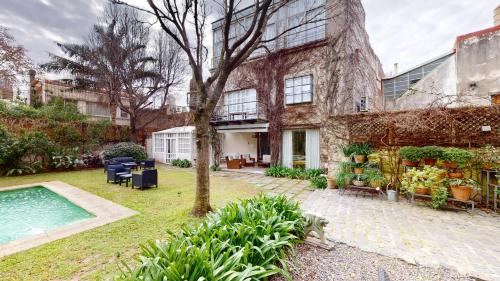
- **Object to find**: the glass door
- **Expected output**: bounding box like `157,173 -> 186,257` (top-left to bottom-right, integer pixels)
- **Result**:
165,135 -> 177,164
292,131 -> 306,169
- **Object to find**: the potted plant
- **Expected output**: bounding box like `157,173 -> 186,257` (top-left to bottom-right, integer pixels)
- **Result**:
352,174 -> 367,187
401,166 -> 446,196
345,143 -> 372,163
448,170 -> 464,179
447,178 -> 479,201
334,171 -> 354,188
473,145 -> 500,170
420,146 -> 443,166
441,148 -> 472,169
353,163 -> 364,175
327,176 -> 336,189
399,146 -> 422,167
364,168 -> 387,188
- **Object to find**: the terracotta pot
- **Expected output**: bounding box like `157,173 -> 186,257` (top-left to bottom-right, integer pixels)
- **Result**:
450,185 -> 472,201
448,171 -> 464,179
437,171 -> 447,180
415,186 -> 430,195
441,161 -> 458,169
327,176 -> 336,189
402,159 -> 419,167
354,167 -> 364,175
354,155 -> 366,164
423,158 -> 437,166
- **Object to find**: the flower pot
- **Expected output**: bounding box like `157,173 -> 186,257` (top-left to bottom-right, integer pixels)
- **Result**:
354,155 -> 366,164
354,167 -> 363,174
387,190 -> 398,202
481,163 -> 495,170
437,171 -> 447,180
450,185 -> 472,201
423,158 -> 437,166
327,176 -> 336,189
402,159 -> 419,167
415,186 -> 430,195
441,161 -> 458,169
352,180 -> 365,187
448,171 -> 464,179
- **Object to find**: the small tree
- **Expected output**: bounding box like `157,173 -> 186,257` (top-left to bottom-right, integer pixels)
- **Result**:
0,26 -> 32,96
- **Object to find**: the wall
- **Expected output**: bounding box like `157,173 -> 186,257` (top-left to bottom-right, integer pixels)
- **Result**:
221,132 -> 258,157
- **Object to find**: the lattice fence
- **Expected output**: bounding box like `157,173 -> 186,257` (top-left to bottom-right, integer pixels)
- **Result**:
335,106 -> 500,148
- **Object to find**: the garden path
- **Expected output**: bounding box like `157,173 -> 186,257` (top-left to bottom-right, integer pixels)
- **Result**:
301,189 -> 500,281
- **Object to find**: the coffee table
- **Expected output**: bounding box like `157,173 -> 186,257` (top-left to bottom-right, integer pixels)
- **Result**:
119,174 -> 132,187
123,162 -> 138,170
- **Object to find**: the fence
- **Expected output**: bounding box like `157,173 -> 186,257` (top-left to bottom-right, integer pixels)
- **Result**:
335,106 -> 499,148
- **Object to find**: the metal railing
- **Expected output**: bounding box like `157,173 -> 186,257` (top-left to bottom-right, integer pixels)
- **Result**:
211,101 -> 267,122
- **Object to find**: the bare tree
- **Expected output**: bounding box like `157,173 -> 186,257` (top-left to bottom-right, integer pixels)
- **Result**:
0,26 -> 32,94
44,4 -> 186,141
114,0 -> 326,216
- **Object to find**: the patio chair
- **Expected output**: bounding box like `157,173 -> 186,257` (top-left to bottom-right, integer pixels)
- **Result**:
132,169 -> 158,189
258,154 -> 271,168
112,157 -> 136,164
241,154 -> 256,167
140,159 -> 155,169
103,159 -> 117,173
107,164 -> 131,184
225,156 -> 242,169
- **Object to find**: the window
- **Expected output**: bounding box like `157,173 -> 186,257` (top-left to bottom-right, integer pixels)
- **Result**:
154,134 -> 165,153
285,75 -> 313,105
224,89 -> 257,120
356,96 -> 367,112
120,108 -> 128,118
86,102 -> 110,117
292,131 -> 306,169
178,133 -> 191,154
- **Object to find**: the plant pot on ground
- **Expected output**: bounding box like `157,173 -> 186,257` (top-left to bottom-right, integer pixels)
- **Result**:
352,174 -> 367,187
327,176 -> 336,189
441,148 -> 472,170
448,170 -> 464,179
399,146 -> 423,167
354,167 -> 364,174
420,146 -> 443,166
447,178 -> 478,201
415,186 -> 430,195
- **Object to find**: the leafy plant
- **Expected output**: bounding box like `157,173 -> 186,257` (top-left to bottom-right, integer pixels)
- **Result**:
334,172 -> 354,188
471,145 -> 500,169
310,176 -> 327,189
363,168 -> 387,188
401,166 -> 446,194
399,146 -> 423,162
53,124 -> 83,146
430,186 -> 448,209
441,148 -> 472,166
447,178 -> 479,190
210,164 -> 221,171
87,119 -> 113,145
6,161 -> 42,176
171,159 -> 191,168
420,146 -> 443,159
114,194 -> 305,281
103,142 -> 147,161
344,142 -> 372,156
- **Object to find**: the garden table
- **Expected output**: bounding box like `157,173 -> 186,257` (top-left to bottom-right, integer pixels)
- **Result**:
122,162 -> 138,171
119,174 -> 132,187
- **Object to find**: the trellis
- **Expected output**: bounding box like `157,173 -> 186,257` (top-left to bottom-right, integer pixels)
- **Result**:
335,106 -> 499,148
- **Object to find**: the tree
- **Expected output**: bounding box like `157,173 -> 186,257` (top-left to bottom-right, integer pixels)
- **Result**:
115,0 -> 325,216
0,26 -> 32,96
44,4 -> 186,141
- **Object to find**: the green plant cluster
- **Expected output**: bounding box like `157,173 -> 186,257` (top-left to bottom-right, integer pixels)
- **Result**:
399,146 -> 424,162
103,142 -> 147,161
401,166 -> 449,209
264,166 -> 324,188
0,98 -> 87,122
447,178 -> 479,190
115,194 -> 305,281
171,159 -> 192,168
441,148 -> 472,166
342,142 -> 372,157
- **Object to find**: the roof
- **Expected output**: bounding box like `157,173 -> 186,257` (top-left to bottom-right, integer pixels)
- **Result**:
154,126 -> 195,134
382,51 -> 455,80
455,24 -> 500,44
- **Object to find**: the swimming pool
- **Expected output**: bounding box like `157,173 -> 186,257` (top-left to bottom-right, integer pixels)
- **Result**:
0,186 -> 95,244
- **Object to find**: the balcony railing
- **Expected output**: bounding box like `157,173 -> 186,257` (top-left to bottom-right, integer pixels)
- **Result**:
211,101 -> 267,123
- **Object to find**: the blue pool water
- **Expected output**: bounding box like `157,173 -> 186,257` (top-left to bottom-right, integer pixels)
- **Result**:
0,186 -> 95,244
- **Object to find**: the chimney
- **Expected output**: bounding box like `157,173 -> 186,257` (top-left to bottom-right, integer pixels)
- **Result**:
393,63 -> 398,76
495,5 -> 500,26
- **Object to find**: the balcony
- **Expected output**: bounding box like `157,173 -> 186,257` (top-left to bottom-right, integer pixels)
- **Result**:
211,101 -> 267,124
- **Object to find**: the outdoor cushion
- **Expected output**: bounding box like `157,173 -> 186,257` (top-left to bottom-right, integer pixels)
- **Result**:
112,157 -> 136,164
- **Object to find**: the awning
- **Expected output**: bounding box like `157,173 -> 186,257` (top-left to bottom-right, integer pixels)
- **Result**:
216,123 -> 269,133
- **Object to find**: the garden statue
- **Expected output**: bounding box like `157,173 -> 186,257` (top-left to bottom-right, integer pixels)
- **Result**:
303,213 -> 329,244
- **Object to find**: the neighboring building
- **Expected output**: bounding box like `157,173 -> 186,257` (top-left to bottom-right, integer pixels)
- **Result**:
0,77 -> 14,101
29,77 -> 131,126
209,0 -> 384,169
385,7 -> 500,110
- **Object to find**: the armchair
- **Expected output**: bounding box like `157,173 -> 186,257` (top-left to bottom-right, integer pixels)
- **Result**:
258,154 -> 271,168
140,159 -> 155,169
107,164 -> 131,184
225,156 -> 242,169
241,154 -> 256,167
132,169 -> 158,189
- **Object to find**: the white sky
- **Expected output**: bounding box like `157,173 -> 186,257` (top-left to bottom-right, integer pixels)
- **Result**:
1,0 -> 499,100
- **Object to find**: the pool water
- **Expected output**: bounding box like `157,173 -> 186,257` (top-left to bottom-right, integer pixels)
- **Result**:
0,186 -> 95,244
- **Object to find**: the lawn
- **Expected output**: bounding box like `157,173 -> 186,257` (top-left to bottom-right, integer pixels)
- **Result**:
0,167 -> 260,281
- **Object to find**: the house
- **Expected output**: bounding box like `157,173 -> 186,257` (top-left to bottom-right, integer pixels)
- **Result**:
384,5 -> 500,110
150,126 -> 196,164
0,77 -> 14,101
209,0 -> 384,169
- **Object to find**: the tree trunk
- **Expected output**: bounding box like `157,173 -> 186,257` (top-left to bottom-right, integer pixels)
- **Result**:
192,114 -> 212,217
130,114 -> 137,143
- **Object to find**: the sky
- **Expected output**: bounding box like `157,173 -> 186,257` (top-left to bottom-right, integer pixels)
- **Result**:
1,0 -> 499,92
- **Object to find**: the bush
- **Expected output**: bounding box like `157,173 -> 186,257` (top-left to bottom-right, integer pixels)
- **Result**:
52,124 -> 83,146
399,146 -> 423,162
441,148 -> 472,165
420,146 -> 443,159
115,194 -> 305,280
310,176 -> 327,189
103,142 -> 147,161
87,119 -> 113,145
171,159 -> 191,168
343,142 -> 372,157
265,166 -> 323,180
264,165 -> 290,177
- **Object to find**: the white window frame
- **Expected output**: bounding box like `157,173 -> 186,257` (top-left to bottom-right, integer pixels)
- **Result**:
284,75 -> 313,105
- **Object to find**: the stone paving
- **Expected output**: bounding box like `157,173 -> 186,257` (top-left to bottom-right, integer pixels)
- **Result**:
214,170 -> 500,281
301,189 -> 500,281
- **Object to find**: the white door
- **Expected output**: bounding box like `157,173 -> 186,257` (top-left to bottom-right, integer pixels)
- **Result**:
166,138 -> 177,163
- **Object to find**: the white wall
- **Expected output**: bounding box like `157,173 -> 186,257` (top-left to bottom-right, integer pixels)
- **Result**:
221,132 -> 257,156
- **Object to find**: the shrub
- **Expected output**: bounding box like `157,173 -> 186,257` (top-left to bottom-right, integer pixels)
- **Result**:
115,194 -> 305,280
441,148 -> 472,166
343,142 -> 372,157
87,119 -> 113,145
103,142 -> 147,161
264,165 -> 290,177
171,159 -> 191,168
53,124 -> 83,146
310,176 -> 327,189
334,172 -> 354,188
420,146 -> 443,159
399,146 -> 423,162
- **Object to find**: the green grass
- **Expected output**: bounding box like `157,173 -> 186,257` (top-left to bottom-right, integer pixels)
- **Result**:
0,167 -> 260,281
